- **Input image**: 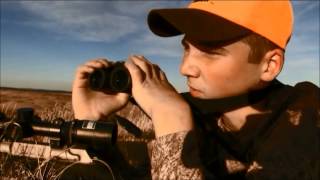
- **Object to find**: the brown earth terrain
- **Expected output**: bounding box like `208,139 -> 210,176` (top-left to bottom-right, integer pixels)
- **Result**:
0,87 -> 72,113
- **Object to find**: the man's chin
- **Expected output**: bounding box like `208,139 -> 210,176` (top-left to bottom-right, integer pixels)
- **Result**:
189,88 -> 205,98
189,89 -> 219,100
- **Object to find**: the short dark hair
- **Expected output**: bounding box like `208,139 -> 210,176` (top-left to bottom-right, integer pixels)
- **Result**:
240,33 -> 281,63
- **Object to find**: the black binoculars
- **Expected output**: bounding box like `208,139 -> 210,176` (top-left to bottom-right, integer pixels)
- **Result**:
89,62 -> 132,93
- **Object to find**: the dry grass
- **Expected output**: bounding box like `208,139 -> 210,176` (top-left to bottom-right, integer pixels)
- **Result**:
0,87 -> 154,179
0,103 -> 73,179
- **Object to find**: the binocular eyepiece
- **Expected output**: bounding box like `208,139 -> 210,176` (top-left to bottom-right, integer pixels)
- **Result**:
88,62 -> 132,93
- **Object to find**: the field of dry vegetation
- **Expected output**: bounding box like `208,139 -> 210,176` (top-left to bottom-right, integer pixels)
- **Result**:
0,87 -> 154,179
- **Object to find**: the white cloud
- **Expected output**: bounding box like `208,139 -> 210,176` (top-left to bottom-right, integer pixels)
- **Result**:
17,1 -> 189,43
19,1 -> 140,42
17,1 -> 187,59
129,31 -> 183,59
111,1 -> 188,16
293,1 -> 319,19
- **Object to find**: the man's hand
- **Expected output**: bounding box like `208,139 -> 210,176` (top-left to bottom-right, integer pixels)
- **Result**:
125,55 -> 193,137
72,58 -> 129,120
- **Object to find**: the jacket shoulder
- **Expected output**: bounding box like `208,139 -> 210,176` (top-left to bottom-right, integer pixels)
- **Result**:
294,81 -> 319,93
291,81 -> 319,108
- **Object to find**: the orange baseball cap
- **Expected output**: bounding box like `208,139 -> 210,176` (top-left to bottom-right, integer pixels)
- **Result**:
148,0 -> 293,49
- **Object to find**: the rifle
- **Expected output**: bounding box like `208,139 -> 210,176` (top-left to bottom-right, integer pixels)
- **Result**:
0,107 -> 143,180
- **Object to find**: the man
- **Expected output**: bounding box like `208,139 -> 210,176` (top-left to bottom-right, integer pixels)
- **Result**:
72,1 -> 319,179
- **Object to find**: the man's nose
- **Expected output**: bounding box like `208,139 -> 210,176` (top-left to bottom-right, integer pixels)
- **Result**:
179,56 -> 200,78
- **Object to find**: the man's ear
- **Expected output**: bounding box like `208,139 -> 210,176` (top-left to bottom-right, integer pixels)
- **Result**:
260,49 -> 284,82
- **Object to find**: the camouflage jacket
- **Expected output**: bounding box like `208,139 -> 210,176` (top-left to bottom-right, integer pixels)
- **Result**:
147,81 -> 320,180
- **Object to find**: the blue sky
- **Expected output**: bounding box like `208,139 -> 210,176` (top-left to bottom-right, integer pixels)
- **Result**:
1,1 -> 319,92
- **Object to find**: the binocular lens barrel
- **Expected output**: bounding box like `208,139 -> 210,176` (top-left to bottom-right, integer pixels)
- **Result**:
88,62 -> 132,93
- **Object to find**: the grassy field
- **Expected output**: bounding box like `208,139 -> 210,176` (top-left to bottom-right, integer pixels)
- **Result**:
0,87 -> 154,179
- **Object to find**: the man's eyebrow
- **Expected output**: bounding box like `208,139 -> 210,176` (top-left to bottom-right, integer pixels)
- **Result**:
207,46 -> 229,53
196,41 -> 229,53
181,37 -> 229,54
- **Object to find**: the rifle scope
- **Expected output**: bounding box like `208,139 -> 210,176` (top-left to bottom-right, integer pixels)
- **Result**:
5,108 -> 117,150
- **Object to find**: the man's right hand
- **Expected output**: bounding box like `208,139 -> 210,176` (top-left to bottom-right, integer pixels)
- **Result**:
72,58 -> 129,120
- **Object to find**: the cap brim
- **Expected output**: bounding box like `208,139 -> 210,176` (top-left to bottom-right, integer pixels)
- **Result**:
148,8 -> 251,42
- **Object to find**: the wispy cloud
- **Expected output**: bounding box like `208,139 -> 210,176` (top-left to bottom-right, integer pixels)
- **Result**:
283,1 -> 319,86
129,31 -> 183,59
17,1 -> 188,42
19,1 -> 140,42
293,1 -> 319,19
17,1 -> 186,59
2,1 -> 318,91
290,0 -> 319,52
